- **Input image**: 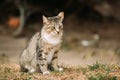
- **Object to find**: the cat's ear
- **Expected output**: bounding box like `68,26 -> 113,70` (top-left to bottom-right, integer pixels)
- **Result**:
57,12 -> 64,22
42,15 -> 49,24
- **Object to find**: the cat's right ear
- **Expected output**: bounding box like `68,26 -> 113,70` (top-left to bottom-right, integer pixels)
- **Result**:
42,15 -> 49,24
57,12 -> 64,22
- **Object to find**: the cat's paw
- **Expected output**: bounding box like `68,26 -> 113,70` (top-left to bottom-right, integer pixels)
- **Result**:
58,67 -> 63,72
43,71 -> 50,75
29,68 -> 36,73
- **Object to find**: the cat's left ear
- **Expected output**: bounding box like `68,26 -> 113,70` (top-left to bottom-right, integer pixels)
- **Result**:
42,15 -> 49,24
57,12 -> 64,22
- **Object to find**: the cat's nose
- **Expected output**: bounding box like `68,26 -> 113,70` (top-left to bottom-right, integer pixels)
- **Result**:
55,28 -> 60,34
55,30 -> 59,34
56,31 -> 59,34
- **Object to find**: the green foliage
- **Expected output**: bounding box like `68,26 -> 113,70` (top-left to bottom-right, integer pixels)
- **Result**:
0,63 -> 119,80
88,62 -> 101,70
27,77 -> 32,80
88,73 -> 117,80
87,62 -> 118,80
88,62 -> 110,72
80,68 -> 87,74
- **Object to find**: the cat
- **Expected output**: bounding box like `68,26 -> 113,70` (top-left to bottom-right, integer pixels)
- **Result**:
19,12 -> 64,75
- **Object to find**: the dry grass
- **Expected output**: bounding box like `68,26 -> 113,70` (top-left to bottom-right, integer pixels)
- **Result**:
0,63 -> 120,80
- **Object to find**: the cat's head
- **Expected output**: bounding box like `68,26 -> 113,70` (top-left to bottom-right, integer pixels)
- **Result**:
42,12 -> 64,36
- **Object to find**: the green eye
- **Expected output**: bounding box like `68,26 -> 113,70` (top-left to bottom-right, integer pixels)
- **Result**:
51,26 -> 55,30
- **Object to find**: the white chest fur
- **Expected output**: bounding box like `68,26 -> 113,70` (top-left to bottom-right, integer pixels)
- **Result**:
41,31 -> 62,45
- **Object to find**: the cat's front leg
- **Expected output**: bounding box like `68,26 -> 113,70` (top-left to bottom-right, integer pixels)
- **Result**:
51,51 -> 63,72
37,49 -> 50,75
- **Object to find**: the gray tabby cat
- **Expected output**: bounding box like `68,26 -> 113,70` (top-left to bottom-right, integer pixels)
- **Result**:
19,12 -> 64,75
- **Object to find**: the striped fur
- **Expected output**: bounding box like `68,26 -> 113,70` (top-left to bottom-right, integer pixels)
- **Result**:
19,12 -> 64,74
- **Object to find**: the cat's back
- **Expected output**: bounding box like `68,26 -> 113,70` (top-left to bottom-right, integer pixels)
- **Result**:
20,32 -> 40,65
27,32 -> 40,53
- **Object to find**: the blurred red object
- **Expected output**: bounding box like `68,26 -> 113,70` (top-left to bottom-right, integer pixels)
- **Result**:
8,17 -> 20,28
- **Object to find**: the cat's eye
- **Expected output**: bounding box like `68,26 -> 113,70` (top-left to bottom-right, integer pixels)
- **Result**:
46,26 -> 51,31
50,26 -> 55,30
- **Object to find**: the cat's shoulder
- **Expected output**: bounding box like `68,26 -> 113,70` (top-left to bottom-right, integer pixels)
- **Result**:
29,32 -> 40,42
35,32 -> 40,36
31,32 -> 40,38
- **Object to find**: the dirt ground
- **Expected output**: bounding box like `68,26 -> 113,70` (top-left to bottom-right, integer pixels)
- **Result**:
0,34 -> 120,67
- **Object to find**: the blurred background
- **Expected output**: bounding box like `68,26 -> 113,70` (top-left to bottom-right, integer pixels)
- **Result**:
0,0 -> 120,67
